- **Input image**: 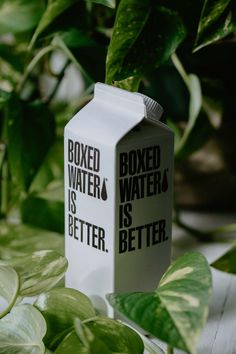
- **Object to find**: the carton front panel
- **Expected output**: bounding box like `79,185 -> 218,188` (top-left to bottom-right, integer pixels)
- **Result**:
115,132 -> 174,292
64,131 -> 115,314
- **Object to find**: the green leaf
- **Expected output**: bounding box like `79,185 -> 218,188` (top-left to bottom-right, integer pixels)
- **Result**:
78,317 -> 144,354
112,76 -> 141,92
0,250 -> 68,296
61,28 -> 95,48
211,246 -> 236,274
35,287 -> 96,349
85,0 -> 116,9
108,252 -> 212,354
0,304 -> 46,354
0,265 -> 19,318
0,222 -> 64,259
21,181 -> 64,234
30,0 -> 77,48
106,1 -> 186,83
0,0 -> 45,35
195,0 -> 236,51
7,96 -> 55,191
55,317 -> 144,354
55,331 -> 86,354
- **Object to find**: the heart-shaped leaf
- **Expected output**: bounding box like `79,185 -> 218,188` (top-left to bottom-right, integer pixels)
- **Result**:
211,246 -> 236,274
35,287 -> 96,348
0,250 -> 68,296
55,316 -> 144,354
0,304 -> 46,354
106,0 -> 186,87
0,265 -> 19,318
108,252 -> 212,354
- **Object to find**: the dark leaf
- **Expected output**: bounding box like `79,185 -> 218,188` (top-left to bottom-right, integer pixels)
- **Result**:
195,0 -> 236,51
7,96 -> 55,191
21,181 -> 64,234
29,0 -> 77,48
106,0 -> 186,83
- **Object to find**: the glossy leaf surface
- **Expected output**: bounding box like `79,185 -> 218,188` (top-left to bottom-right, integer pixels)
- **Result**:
108,252 -> 212,354
106,0 -> 186,87
35,287 -> 96,348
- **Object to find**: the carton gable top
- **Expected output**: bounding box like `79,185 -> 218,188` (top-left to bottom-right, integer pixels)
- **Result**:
65,83 -> 170,146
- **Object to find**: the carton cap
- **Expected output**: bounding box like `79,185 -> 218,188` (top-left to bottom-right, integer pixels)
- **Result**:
136,93 -> 163,122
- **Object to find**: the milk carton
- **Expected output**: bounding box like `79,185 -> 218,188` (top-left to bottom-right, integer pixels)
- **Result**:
64,83 -> 174,316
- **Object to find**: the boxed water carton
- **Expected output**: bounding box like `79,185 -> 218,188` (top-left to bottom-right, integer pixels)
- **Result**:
64,83 -> 174,315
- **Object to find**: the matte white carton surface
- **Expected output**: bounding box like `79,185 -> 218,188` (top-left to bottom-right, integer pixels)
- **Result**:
64,83 -> 174,315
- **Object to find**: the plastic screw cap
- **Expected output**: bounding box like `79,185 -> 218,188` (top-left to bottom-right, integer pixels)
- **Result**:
136,93 -> 163,121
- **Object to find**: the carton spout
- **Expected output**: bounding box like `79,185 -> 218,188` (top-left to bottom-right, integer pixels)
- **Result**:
136,93 -> 163,122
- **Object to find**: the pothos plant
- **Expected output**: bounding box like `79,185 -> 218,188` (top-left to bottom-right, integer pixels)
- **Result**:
0,0 -> 236,353
0,249 -> 213,354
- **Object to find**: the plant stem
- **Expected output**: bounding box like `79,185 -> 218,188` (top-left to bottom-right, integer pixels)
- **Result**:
17,45 -> 55,94
174,209 -> 236,242
171,53 -> 190,89
142,335 -> 165,354
52,36 -> 94,87
167,345 -> 174,354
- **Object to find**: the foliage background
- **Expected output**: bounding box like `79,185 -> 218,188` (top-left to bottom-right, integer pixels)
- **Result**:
0,1 -> 235,353
0,0 -> 236,243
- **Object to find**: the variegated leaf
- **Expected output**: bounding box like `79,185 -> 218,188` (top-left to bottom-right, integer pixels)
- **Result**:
107,252 -> 212,354
0,250 -> 68,296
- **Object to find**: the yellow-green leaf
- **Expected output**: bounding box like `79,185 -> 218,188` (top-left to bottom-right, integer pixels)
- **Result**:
211,246 -> 236,274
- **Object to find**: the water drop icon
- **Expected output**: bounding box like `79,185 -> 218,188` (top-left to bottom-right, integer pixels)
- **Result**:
101,178 -> 108,201
162,169 -> 168,192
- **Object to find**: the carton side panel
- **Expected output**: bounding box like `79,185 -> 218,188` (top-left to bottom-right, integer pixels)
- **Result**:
115,122 -> 174,293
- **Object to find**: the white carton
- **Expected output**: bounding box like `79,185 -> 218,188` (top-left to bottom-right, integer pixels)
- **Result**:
64,83 -> 174,316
